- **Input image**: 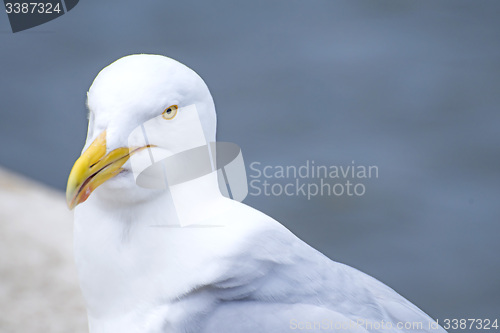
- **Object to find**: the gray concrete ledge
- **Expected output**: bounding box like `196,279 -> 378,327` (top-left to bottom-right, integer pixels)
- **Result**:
0,167 -> 87,333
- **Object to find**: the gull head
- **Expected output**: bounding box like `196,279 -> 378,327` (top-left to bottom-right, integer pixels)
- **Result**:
66,54 -> 217,209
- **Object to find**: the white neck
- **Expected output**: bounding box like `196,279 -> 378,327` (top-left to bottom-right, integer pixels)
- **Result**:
73,171 -> 232,331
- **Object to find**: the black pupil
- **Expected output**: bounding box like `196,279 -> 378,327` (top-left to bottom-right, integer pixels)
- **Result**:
166,108 -> 172,114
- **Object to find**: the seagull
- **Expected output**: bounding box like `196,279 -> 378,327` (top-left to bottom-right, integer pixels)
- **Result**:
66,54 -> 447,333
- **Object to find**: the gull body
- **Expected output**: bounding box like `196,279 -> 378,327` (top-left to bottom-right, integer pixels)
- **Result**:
68,54 -> 446,333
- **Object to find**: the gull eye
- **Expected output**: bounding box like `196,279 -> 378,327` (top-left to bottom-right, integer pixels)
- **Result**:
162,105 -> 178,120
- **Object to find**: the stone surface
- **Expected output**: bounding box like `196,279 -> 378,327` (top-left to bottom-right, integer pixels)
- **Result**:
0,167 -> 87,333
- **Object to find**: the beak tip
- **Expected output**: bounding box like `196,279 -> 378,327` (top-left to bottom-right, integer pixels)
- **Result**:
66,193 -> 76,210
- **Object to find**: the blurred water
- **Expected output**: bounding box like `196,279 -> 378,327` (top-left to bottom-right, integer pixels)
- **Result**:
1,0 -> 499,328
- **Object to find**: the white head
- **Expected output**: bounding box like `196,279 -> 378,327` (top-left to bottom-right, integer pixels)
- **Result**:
66,54 -> 218,209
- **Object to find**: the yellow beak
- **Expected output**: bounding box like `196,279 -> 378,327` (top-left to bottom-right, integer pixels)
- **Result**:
66,130 -> 149,210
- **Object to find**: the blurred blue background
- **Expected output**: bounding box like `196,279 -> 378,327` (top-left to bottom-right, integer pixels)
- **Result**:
1,0 -> 499,329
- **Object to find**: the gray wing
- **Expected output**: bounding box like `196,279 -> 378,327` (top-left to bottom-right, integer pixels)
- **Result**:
195,217 -> 447,333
